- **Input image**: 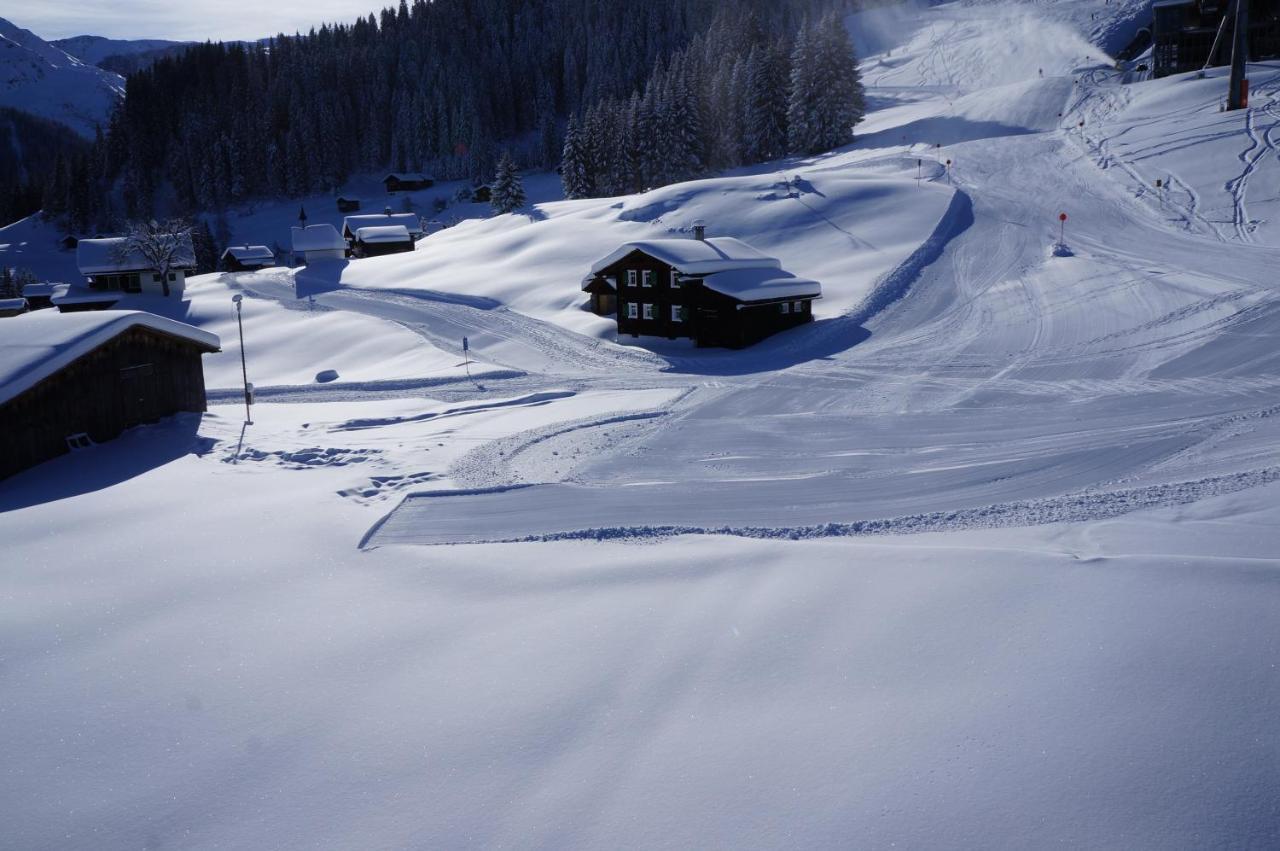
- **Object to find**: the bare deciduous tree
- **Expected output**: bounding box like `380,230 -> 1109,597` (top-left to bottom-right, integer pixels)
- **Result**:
113,219 -> 195,297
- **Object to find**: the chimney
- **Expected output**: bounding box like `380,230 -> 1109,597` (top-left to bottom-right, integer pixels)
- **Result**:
692,219 -> 706,241
385,205 -> 393,216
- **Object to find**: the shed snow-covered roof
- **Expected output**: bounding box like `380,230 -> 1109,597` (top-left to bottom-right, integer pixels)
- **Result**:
0,298 -> 27,311
221,245 -> 275,264
384,173 -> 433,183
590,237 -> 781,276
343,213 -> 423,237
77,235 -> 196,275
291,224 -> 346,253
701,268 -> 822,303
50,284 -> 122,306
355,225 -> 412,244
20,282 -> 57,297
0,310 -> 221,406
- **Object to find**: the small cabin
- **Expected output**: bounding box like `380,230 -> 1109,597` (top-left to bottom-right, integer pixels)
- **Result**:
342,212 -> 423,249
352,225 -> 414,258
471,184 -> 492,203
76,235 -> 196,298
221,245 -> 276,273
384,173 -> 434,193
60,235 -> 79,250
52,284 -> 121,313
582,230 -> 821,349
336,196 -> 362,213
291,224 -> 347,266
0,310 -> 220,480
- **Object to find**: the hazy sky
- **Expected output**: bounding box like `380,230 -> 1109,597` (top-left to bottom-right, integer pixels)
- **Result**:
0,1 -> 380,42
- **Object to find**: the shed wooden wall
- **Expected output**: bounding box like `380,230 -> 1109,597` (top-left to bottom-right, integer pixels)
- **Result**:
0,327 -> 212,480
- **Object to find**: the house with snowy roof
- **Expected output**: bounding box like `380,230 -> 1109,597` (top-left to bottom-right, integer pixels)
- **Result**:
76,235 -> 197,298
0,310 -> 220,480
351,225 -> 415,258
582,224 -> 821,348
342,212 -> 424,249
221,245 -> 276,272
383,173 -> 434,193
291,224 -> 347,266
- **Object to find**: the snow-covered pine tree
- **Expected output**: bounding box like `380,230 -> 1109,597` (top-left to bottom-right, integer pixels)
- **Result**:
789,13 -> 864,156
560,115 -> 592,199
787,19 -> 818,155
745,43 -> 790,164
490,151 -> 525,214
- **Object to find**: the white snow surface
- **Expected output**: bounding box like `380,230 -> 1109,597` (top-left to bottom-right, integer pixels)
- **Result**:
0,309 -> 219,404
6,1 -> 1280,848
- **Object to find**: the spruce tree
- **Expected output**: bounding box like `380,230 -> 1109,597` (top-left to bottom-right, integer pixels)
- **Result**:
560,115 -> 591,200
490,151 -> 525,214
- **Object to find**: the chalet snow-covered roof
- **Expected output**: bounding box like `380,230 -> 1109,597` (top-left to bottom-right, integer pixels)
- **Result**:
291,224 -> 346,252
20,282 -> 57,297
354,225 -> 412,244
701,268 -> 822,303
343,213 -> 423,238
0,310 -> 220,406
384,173 -> 433,183
50,283 -> 122,306
77,235 -> 197,275
0,298 -> 26,311
590,237 -> 781,277
221,245 -> 275,264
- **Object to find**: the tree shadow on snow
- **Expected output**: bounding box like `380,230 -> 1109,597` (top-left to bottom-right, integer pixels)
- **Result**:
0,413 -> 216,513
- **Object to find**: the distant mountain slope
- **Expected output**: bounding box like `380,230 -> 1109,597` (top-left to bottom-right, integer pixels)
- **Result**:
51,34 -> 185,66
0,16 -> 123,138
53,34 -> 192,76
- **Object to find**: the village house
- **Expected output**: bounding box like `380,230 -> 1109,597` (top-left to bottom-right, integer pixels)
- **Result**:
336,196 -> 362,213
290,224 -> 347,266
76,235 -> 196,298
352,225 -> 415,258
582,226 -> 822,349
19,282 -> 57,311
383,173 -> 434,193
342,211 -> 424,252
51,284 -> 124,313
221,245 -> 276,272
0,310 -> 220,480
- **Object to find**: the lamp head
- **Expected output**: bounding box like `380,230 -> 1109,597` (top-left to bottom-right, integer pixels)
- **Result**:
232,294 -> 243,304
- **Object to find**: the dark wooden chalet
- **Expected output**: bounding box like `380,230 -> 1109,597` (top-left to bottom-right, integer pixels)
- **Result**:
19,282 -> 56,311
342,212 -> 424,249
0,311 -> 220,480
384,173 -> 435,193
582,232 -> 822,349
0,298 -> 27,318
336,196 -> 362,213
221,245 -> 276,272
351,225 -> 415,258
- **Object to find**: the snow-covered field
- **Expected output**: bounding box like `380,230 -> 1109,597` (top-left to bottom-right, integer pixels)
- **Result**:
5,0 -> 1280,847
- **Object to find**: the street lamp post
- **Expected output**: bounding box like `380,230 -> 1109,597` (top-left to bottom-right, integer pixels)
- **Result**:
232,294 -> 253,424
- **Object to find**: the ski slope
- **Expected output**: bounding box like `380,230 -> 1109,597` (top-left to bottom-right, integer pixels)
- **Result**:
5,1 -> 1280,848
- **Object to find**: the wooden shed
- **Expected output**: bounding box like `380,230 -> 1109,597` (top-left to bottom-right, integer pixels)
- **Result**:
0,311 -> 221,480
384,173 -> 435,193
221,245 -> 276,272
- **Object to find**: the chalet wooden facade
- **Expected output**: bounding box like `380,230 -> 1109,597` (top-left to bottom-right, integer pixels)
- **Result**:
384,173 -> 434,193
221,245 -> 276,272
0,311 -> 220,480
582,235 -> 821,349
336,197 -> 361,213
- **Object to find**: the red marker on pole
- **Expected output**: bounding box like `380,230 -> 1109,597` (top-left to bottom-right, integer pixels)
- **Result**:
1059,212 -> 1068,244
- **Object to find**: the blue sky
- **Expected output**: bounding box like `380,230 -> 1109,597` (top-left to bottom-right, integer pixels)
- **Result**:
0,1 -> 377,41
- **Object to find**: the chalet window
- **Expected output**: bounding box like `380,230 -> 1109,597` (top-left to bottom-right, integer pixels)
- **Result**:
642,270 -> 654,288
168,273 -> 177,282
627,302 -> 638,319
125,274 -> 141,293
671,305 -> 686,322
627,270 -> 637,288
670,270 -> 681,288
780,302 -> 791,314
793,301 -> 803,312
153,273 -> 162,282
642,303 -> 655,320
